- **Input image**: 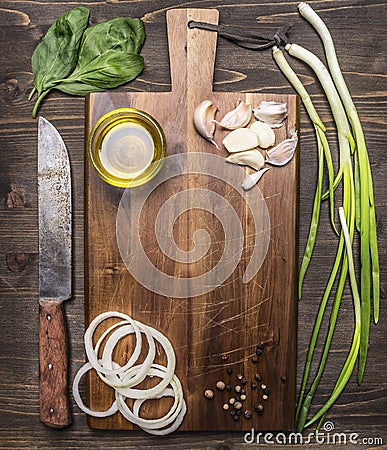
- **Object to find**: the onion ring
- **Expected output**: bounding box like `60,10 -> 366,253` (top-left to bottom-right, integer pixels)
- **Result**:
84,312 -> 142,376
72,361 -> 118,417
115,365 -> 185,430
74,311 -> 186,434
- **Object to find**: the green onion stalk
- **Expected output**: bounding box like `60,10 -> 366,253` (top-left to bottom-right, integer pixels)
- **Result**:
299,0 -> 380,384
272,3 -> 379,432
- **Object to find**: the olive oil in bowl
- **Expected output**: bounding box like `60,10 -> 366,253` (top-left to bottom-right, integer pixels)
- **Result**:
88,108 -> 166,188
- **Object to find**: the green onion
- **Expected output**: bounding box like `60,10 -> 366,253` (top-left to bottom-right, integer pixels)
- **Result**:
298,0 -> 379,384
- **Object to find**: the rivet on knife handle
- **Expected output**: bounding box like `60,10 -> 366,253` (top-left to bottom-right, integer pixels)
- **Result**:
39,299 -> 71,428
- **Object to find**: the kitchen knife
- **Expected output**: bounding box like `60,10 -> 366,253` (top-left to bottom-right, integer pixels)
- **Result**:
38,117 -> 72,428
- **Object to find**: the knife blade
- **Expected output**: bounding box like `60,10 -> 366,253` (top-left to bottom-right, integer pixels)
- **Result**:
38,116 -> 72,428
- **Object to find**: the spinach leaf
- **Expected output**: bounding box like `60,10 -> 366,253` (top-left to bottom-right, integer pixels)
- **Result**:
30,6 -> 90,117
55,18 -> 145,95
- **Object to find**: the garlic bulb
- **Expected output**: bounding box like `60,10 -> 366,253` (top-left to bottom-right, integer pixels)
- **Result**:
193,100 -> 219,148
266,129 -> 298,166
226,149 -> 265,170
241,168 -> 270,191
222,128 -> 259,153
213,100 -> 252,130
253,101 -> 288,128
249,121 -> 276,149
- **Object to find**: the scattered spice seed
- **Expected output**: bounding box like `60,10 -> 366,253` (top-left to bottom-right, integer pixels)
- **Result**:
244,410 -> 252,419
233,414 -> 240,421
226,367 -> 233,375
263,394 -> 269,401
255,374 -> 262,382
230,409 -> 236,416
221,354 -> 229,361
237,373 -> 243,380
254,403 -> 264,413
241,377 -> 247,385
226,384 -> 232,392
261,384 -> 267,390
252,356 -> 258,364
234,385 -> 242,393
234,401 -> 243,410
256,343 -> 265,350
240,394 -> 247,401
204,389 -> 214,399
256,348 -> 263,356
229,397 -> 235,405
223,403 -> 229,411
280,375 -> 287,383
251,382 -> 257,390
241,388 -> 246,394
216,381 -> 226,391
263,388 -> 271,396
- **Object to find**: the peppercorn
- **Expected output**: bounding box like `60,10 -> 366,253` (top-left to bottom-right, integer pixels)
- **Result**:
226,367 -> 233,375
252,356 -> 258,364
226,384 -> 232,392
255,373 -> 262,382
230,409 -> 236,416
244,410 -> 252,419
233,414 -> 240,421
256,343 -> 265,350
280,375 -> 287,383
241,388 -> 246,395
234,385 -> 242,393
229,397 -> 235,405
241,377 -> 247,385
221,353 -> 229,361
236,373 -> 243,380
234,401 -> 242,410
261,384 -> 267,390
216,380 -> 226,391
240,394 -> 246,401
223,403 -> 229,411
263,394 -> 268,401
254,403 -> 264,413
251,382 -> 257,390
255,348 -> 263,356
263,388 -> 270,396
204,389 -> 214,399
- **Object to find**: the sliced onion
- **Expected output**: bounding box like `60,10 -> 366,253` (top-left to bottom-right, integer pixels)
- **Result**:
98,323 -> 156,390
116,365 -> 185,429
72,362 -> 118,417
114,325 -> 176,399
74,311 -> 186,434
84,312 -> 142,376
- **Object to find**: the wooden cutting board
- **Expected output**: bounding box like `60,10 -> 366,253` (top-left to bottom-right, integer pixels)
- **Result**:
85,8 -> 299,431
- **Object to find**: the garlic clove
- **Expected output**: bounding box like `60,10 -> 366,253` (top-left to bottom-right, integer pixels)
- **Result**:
241,168 -> 271,191
253,101 -> 288,128
226,149 -> 265,171
266,129 -> 298,166
193,100 -> 219,148
249,121 -> 276,149
213,100 -> 252,130
222,128 -> 260,153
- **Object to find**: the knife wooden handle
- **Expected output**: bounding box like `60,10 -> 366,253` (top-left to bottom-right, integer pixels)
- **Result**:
39,299 -> 71,428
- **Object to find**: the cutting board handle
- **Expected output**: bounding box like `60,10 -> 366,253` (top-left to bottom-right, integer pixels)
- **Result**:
166,9 -> 219,97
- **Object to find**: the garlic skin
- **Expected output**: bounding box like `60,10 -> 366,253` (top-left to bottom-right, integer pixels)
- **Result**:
253,101 -> 288,128
213,100 -> 252,130
266,129 -> 298,166
241,168 -> 270,191
193,100 -> 219,148
249,121 -> 276,149
226,149 -> 265,170
222,128 -> 259,153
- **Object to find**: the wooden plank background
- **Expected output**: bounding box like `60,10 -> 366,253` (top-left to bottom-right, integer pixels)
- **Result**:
0,0 -> 386,447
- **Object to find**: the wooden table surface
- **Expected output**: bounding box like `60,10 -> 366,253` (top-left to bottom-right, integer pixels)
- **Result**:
0,0 -> 385,448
